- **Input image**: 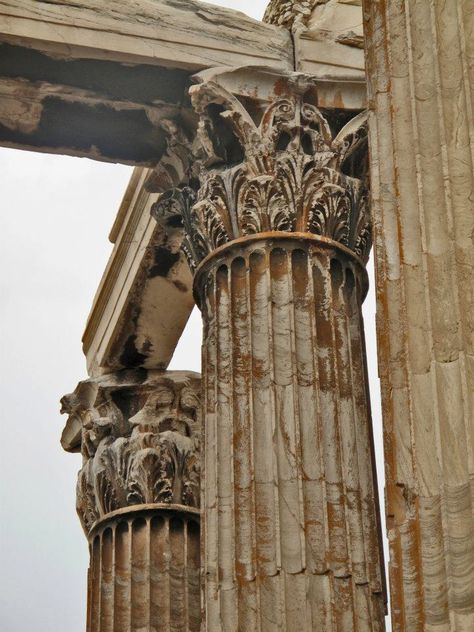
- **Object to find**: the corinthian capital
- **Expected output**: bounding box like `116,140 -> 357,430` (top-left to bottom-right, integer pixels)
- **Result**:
152,74 -> 371,271
61,370 -> 201,533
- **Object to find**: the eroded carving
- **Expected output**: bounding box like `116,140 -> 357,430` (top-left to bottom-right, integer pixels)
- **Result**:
151,187 -> 200,272
152,78 -> 370,269
263,0 -> 320,30
145,119 -> 198,194
61,371 -> 201,533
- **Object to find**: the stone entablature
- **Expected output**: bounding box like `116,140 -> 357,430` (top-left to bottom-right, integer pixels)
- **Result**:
82,168 -> 195,378
0,0 -> 366,167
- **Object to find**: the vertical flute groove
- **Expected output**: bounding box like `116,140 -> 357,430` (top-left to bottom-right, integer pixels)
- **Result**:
101,528 -> 114,632
363,0 -> 474,627
200,237 -> 385,631
131,518 -> 149,629
86,511 -> 199,632
203,273 -> 220,631
231,256 -> 258,630
170,517 -> 185,629
216,264 -> 237,629
91,535 -> 101,632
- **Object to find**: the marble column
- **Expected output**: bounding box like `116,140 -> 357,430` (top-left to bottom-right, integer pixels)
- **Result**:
61,370 -> 202,632
362,1 -> 474,629
153,76 -> 386,631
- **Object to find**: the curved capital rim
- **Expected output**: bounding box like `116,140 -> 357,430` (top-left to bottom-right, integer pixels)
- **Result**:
192,231 -> 370,305
87,503 -> 200,538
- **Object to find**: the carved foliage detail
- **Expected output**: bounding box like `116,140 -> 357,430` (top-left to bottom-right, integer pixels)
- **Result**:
263,0 -> 320,30
152,81 -> 371,268
62,373 -> 201,533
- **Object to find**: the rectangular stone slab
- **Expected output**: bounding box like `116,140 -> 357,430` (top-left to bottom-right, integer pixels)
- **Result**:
0,0 -> 292,163
0,0 -> 293,71
83,167 -> 195,376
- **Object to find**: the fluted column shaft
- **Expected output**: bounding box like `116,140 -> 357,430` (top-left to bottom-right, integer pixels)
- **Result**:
151,75 -> 387,630
363,1 -> 474,629
61,370 -> 202,632
86,506 -> 200,632
196,234 -> 385,631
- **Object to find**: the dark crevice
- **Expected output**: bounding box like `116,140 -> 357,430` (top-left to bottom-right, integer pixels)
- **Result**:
0,97 -> 168,164
148,247 -> 181,278
206,103 -> 245,166
0,43 -> 191,104
120,334 -> 148,368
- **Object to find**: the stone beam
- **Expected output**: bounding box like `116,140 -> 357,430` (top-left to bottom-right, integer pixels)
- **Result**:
0,0 -> 292,71
0,0 -> 292,163
83,168 -> 195,376
0,40 -> 190,165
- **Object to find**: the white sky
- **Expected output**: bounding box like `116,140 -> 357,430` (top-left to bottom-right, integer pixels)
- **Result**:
0,1 -> 390,630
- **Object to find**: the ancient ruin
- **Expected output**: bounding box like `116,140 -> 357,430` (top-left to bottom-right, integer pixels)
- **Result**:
1,0 -> 472,630
61,371 -> 201,630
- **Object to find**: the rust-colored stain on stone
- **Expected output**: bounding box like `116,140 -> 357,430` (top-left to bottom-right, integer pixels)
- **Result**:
46,0 -> 474,628
363,0 -> 474,627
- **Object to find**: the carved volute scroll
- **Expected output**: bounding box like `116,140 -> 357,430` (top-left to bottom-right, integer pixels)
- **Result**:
151,76 -> 371,275
144,118 -> 199,194
61,370 -> 201,534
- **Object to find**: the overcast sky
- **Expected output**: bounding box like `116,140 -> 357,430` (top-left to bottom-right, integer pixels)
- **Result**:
0,1 -> 389,630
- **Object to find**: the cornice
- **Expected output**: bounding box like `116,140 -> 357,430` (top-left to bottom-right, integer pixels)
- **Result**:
81,167 -> 194,376
82,167 -> 157,355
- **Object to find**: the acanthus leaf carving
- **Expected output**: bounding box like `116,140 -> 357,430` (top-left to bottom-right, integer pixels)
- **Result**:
61,371 -> 201,534
145,119 -> 198,194
151,78 -> 371,268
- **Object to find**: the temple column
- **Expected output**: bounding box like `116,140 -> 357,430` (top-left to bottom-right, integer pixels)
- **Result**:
153,75 -> 386,631
61,370 -> 202,632
362,1 -> 474,629
198,234 -> 385,631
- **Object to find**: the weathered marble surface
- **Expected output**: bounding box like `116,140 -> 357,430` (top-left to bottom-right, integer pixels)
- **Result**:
152,72 -> 386,630
363,0 -> 474,629
61,370 -> 201,530
61,370 -> 202,632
